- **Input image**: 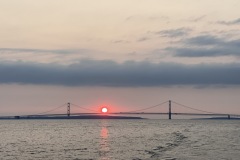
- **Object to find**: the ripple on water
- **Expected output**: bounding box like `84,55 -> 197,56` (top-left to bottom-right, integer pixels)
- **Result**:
0,120 -> 239,160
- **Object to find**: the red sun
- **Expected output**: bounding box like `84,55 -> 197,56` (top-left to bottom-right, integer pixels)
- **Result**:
101,107 -> 108,113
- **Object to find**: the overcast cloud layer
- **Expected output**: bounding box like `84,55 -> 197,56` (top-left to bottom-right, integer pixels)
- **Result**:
0,60 -> 240,86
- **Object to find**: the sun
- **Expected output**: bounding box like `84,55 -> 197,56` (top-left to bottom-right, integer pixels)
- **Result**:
101,107 -> 108,113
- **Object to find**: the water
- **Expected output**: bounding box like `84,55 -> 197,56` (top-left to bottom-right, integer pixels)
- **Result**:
0,119 -> 239,160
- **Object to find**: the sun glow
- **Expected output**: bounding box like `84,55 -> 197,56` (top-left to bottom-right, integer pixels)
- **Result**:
101,107 -> 108,113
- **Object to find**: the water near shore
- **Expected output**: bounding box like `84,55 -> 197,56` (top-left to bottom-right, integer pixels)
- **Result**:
0,119 -> 239,160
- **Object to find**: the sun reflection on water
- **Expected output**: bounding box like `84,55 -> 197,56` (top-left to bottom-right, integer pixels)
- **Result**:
99,120 -> 110,160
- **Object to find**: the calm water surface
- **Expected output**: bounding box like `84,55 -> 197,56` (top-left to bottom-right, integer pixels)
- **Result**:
0,119 -> 239,160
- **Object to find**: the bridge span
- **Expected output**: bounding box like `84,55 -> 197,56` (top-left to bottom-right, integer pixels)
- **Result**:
1,100 -> 239,120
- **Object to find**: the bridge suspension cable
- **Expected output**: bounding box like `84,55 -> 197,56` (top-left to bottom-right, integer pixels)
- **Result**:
124,100 -> 169,113
172,101 -> 218,114
32,103 -> 67,115
70,103 -> 98,113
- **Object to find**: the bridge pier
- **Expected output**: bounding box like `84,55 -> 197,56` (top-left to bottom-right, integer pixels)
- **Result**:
228,115 -> 230,119
169,100 -> 171,120
67,102 -> 70,117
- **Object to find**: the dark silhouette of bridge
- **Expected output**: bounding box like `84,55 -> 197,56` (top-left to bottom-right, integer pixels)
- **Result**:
1,100 -> 239,119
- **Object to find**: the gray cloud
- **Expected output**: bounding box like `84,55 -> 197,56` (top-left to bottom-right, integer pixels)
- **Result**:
185,35 -> 223,46
169,35 -> 240,57
188,15 -> 206,22
0,60 -> 240,86
112,40 -> 129,44
0,48 -> 86,54
217,18 -> 240,25
167,47 -> 230,57
137,37 -> 150,42
155,28 -> 191,37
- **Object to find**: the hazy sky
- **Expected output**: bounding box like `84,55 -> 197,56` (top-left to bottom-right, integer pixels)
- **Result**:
0,0 -> 240,116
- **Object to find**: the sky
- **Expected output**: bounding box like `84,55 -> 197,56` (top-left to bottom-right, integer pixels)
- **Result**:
0,0 -> 240,116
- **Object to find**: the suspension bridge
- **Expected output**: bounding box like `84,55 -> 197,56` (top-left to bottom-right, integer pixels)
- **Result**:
0,100 -> 240,119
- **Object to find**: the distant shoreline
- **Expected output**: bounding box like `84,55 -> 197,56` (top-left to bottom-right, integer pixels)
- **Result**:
1,115 -> 240,120
0,115 -> 144,120
193,117 -> 240,120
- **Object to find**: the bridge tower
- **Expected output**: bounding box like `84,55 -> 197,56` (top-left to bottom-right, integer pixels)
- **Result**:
67,102 -> 70,117
169,100 -> 172,120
